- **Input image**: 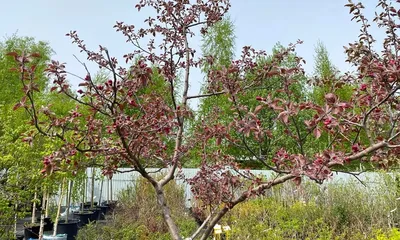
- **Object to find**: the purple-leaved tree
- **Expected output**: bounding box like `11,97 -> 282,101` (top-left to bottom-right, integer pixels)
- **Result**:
8,0 -> 400,239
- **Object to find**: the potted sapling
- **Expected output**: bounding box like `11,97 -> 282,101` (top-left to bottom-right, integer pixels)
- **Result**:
85,166 -> 101,221
56,179 -> 79,240
72,171 -> 93,227
42,176 -> 67,240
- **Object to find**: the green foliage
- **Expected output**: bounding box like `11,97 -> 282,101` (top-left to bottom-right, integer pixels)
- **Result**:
309,41 -> 379,170
0,35 -> 60,237
0,34 -> 52,105
76,177 -> 197,240
191,41 -> 309,168
227,199 -> 334,240
184,17 -> 236,167
75,172 -> 400,240
201,16 -> 236,72
311,41 -> 353,105
313,40 -> 338,80
196,16 -> 236,123
374,228 -> 400,240
221,173 -> 400,240
190,17 -> 314,168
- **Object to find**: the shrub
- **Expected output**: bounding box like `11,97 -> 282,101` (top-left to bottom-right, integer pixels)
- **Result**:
221,173 -> 400,240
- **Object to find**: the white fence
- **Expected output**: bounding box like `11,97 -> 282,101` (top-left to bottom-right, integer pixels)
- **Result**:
82,168 -> 391,207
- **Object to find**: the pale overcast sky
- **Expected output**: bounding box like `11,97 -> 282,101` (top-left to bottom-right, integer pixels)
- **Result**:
0,0 -> 385,107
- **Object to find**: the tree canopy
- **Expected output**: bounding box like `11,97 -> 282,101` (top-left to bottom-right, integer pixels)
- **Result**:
6,1 -> 400,239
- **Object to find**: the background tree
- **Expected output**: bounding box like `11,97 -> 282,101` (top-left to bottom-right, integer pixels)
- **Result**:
310,41 -> 380,171
0,35 -> 52,105
193,18 -> 308,168
0,35 -> 54,237
185,17 -> 236,167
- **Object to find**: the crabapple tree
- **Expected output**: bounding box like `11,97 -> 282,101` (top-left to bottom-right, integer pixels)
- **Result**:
8,0 -> 400,239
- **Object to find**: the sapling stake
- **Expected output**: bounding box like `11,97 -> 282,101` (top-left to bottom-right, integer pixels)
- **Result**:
66,180 -> 73,223
45,191 -> 50,218
53,177 -> 66,236
14,203 -> 18,238
91,167 -> 95,208
38,191 -> 47,240
107,178 -> 110,204
24,189 -> 38,240
85,176 -> 87,206
14,164 -> 20,238
99,177 -> 103,205
32,188 -> 37,224
110,177 -> 113,202
81,177 -> 85,212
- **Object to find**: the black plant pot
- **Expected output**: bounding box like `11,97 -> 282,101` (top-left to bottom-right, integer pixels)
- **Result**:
37,216 -> 53,231
24,224 -> 40,240
81,201 -> 98,209
15,233 -> 24,240
57,219 -> 80,240
81,202 -> 91,209
73,211 -> 94,227
103,200 -> 118,212
97,205 -> 108,219
85,201 -> 98,206
86,208 -> 101,221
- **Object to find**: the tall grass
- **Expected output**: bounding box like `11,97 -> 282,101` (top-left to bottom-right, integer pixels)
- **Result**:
223,172 -> 400,240
77,172 -> 400,240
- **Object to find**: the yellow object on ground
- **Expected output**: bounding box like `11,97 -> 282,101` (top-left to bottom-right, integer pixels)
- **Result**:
213,224 -> 231,240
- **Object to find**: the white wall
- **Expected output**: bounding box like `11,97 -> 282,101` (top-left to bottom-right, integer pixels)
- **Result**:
82,168 -> 390,207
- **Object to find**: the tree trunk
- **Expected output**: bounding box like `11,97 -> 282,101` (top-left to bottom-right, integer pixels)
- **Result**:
99,178 -> 104,205
38,192 -> 47,240
110,178 -> 113,202
45,191 -> 50,218
107,178 -> 110,204
53,177 -> 66,236
32,190 -> 37,224
84,177 -> 87,206
91,167 -> 95,208
199,207 -> 229,240
66,181 -> 73,223
14,203 -> 18,237
154,184 -> 182,240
